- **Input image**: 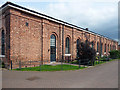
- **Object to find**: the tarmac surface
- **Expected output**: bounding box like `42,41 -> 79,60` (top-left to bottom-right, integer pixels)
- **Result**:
2,60 -> 118,88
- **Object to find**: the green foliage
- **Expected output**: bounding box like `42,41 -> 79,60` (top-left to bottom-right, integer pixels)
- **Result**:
70,60 -> 78,64
109,50 -> 120,59
77,40 -> 96,65
99,56 -> 109,61
2,62 -> 5,68
96,56 -> 99,60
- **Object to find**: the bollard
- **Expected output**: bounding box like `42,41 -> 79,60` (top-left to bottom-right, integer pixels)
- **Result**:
39,61 -> 41,71
19,60 -> 21,70
0,59 -> 1,68
93,61 -> 94,66
30,60 -> 31,70
70,60 -> 72,69
79,60 -> 81,68
11,60 -> 12,70
61,59 -> 63,71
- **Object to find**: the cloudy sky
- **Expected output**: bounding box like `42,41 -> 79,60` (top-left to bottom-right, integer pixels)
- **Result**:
0,0 -> 119,41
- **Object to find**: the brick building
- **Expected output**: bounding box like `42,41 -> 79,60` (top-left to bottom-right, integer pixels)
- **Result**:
118,45 -> 120,50
0,2 -> 118,65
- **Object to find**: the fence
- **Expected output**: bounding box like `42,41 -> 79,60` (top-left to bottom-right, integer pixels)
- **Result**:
2,58 -> 110,71
9,59 -> 92,71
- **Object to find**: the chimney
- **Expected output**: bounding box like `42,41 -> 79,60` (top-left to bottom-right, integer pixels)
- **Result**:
86,28 -> 88,31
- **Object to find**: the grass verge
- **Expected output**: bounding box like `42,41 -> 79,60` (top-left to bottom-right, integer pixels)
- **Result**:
94,59 -> 117,66
14,64 -> 86,71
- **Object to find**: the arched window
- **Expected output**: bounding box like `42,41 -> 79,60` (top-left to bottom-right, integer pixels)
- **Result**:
76,39 -> 80,58
50,34 -> 56,62
97,42 -> 99,52
104,44 -> 106,52
101,43 -> 103,55
114,45 -> 116,50
1,30 -> 5,55
110,45 -> 111,51
112,45 -> 114,50
65,37 -> 70,54
108,44 -> 109,52
85,40 -> 88,44
91,42 -> 94,48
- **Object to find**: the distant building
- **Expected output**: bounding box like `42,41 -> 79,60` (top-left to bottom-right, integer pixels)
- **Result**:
0,2 -> 118,66
118,45 -> 120,50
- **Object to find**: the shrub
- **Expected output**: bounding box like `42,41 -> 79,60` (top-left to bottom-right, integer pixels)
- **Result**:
109,50 -> 120,59
99,56 -> 110,61
96,56 -> 98,60
2,61 -> 5,68
77,40 -> 96,66
101,56 -> 107,60
70,60 -> 78,64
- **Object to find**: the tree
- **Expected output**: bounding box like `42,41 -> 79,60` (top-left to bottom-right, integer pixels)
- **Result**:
77,40 -> 96,66
109,50 -> 120,59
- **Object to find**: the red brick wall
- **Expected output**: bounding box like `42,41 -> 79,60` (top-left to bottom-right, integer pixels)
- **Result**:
10,8 -> 42,63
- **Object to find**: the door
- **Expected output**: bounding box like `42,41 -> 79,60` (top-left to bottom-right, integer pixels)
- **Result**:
50,34 -> 56,62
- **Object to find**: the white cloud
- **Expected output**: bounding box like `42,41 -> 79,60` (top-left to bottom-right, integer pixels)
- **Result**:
39,1 -> 117,40
42,2 -> 117,29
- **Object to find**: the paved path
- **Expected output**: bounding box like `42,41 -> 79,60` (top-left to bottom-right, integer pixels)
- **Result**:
2,60 -> 118,88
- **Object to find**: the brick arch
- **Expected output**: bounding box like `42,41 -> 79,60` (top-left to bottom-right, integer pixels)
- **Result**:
49,32 -> 59,62
66,35 -> 71,39
76,37 -> 81,45
77,37 -> 81,41
90,41 -> 95,48
91,41 -> 95,44
65,35 -> 71,45
49,32 -> 58,40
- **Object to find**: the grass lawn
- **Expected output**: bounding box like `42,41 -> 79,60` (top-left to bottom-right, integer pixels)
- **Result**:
14,64 -> 86,71
94,59 -> 117,66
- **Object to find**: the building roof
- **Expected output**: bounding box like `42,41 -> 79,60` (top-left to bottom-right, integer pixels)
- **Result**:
0,1 -> 118,43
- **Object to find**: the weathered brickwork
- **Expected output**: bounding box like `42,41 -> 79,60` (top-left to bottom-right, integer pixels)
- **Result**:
0,2 -> 118,66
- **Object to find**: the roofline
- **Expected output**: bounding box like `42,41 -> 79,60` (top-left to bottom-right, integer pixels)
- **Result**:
0,2 -> 118,43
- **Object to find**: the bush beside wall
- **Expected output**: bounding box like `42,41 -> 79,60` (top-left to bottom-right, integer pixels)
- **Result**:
109,50 -> 120,59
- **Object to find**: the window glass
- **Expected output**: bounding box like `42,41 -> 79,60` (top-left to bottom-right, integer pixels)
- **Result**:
65,37 -> 70,54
